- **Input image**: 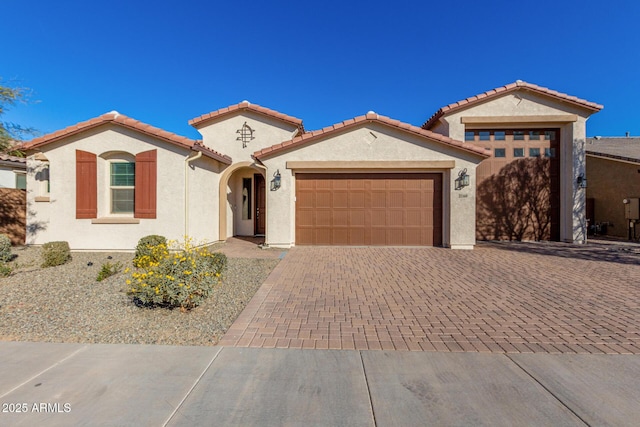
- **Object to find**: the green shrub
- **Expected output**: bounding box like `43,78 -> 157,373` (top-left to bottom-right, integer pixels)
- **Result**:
0,262 -> 11,277
134,235 -> 167,268
0,234 -> 11,262
127,238 -> 226,310
41,241 -> 72,268
96,261 -> 122,282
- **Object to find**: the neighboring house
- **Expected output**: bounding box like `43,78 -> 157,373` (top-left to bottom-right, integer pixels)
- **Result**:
585,136 -> 640,240
423,80 -> 602,243
0,153 -> 27,189
21,81 -> 602,250
0,154 -> 27,244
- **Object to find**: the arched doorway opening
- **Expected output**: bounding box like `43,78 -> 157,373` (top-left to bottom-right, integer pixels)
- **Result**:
218,162 -> 266,240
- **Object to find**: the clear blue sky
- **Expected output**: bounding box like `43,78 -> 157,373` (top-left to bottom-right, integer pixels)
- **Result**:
3,0 -> 640,142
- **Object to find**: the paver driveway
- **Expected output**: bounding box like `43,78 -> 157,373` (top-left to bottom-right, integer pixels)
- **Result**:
219,242 -> 640,354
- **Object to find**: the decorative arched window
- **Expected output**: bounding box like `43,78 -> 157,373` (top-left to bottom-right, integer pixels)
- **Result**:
76,149 -> 156,219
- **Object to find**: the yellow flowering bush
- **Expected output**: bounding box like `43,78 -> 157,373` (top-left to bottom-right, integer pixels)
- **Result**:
127,237 -> 227,310
133,235 -> 167,268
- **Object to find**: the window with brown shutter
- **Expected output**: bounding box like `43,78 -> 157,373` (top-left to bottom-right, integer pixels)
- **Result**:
76,150 -> 97,218
134,149 -> 157,218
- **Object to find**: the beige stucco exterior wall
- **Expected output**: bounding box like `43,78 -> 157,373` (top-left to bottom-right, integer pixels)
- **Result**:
195,111 -> 300,164
586,155 -> 640,238
259,122 -> 485,249
194,110 -> 299,239
185,154 -> 223,244
26,125 -> 223,250
432,92 -> 594,243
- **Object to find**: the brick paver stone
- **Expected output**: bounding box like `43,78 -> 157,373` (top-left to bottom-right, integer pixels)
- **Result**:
220,242 -> 640,354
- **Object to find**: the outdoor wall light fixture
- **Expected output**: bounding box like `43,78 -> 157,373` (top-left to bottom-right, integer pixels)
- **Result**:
577,173 -> 587,189
270,169 -> 281,191
455,168 -> 470,190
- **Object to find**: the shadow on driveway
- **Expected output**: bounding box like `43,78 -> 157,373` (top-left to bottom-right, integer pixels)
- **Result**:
481,240 -> 640,266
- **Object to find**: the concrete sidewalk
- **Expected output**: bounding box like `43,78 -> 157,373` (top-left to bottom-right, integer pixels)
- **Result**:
1,342 -> 638,426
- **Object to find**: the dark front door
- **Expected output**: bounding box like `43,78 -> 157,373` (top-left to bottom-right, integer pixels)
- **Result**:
254,174 -> 266,235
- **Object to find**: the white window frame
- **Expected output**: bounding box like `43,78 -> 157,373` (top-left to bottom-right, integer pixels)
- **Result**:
14,170 -> 27,190
108,158 -> 135,216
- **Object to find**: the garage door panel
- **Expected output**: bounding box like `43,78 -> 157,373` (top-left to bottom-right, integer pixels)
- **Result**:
316,191 -> 331,209
316,210 -> 332,226
350,210 -> 365,227
333,191 -> 348,208
333,210 -> 349,226
371,191 -> 386,208
296,173 -> 442,246
389,210 -> 405,227
406,210 -> 422,227
332,229 -> 349,245
371,180 -> 386,190
405,191 -> 422,208
387,229 -> 405,245
350,179 -> 365,190
297,229 -> 313,245
389,191 -> 404,208
297,209 -> 315,227
349,192 -> 365,208
350,229 -> 365,245
315,229 -> 332,245
372,210 -> 387,227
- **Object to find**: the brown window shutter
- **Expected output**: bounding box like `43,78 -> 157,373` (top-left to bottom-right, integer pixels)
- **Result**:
76,150 -> 97,219
135,149 -> 157,219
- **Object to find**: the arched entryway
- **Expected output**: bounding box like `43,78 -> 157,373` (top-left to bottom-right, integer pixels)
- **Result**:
218,162 -> 266,240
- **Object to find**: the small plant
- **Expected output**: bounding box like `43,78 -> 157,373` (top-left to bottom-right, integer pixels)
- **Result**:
0,262 -> 11,277
0,234 -> 12,262
127,238 -> 227,310
41,241 -> 72,268
134,235 -> 167,268
96,261 -> 122,282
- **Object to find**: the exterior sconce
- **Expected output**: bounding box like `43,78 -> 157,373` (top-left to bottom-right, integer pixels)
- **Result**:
577,173 -> 587,189
270,169 -> 281,191
455,168 -> 470,190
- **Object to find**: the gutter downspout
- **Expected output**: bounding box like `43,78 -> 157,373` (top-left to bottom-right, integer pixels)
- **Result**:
185,150 -> 202,238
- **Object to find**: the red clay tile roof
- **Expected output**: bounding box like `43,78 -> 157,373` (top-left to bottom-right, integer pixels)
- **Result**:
0,153 -> 26,164
21,111 -> 232,165
422,80 -> 604,130
189,101 -> 305,133
253,112 -> 490,160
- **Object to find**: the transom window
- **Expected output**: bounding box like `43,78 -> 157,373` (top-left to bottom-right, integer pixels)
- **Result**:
110,162 -> 135,213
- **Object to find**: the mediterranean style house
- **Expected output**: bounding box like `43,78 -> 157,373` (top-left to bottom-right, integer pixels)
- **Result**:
21,81 -> 602,250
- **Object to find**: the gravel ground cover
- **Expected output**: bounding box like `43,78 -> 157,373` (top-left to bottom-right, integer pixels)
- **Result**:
0,246 -> 279,346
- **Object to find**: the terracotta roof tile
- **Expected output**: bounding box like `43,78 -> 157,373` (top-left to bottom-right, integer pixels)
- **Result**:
253,113 -> 490,160
422,80 -> 604,129
21,112 -> 232,165
0,153 -> 26,164
189,101 -> 305,133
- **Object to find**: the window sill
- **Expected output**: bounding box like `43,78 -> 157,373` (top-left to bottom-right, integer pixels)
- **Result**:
91,217 -> 140,224
34,196 -> 50,202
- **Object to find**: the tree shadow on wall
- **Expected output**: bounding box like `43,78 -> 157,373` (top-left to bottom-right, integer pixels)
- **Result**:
477,157 -> 551,241
0,188 -> 27,245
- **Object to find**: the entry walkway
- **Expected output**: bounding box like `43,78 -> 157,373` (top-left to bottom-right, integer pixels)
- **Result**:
219,242 -> 640,353
1,342 -> 639,426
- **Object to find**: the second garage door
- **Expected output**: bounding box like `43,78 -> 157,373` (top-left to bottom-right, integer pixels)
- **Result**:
295,173 -> 442,246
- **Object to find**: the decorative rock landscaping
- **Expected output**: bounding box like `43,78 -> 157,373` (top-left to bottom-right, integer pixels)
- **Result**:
0,245 -> 279,346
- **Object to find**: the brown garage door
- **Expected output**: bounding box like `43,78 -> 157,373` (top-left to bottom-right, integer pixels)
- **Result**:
296,173 -> 442,246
